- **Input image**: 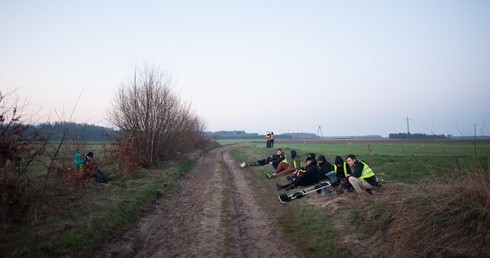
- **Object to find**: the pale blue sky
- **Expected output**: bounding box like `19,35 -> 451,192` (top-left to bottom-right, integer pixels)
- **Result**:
1,1 -> 489,137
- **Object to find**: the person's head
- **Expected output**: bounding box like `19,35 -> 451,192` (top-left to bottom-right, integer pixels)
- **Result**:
335,156 -> 344,166
276,149 -> 284,155
87,151 -> 94,159
346,154 -> 357,166
290,149 -> 297,159
306,153 -> 316,160
305,155 -> 315,166
317,155 -> 326,165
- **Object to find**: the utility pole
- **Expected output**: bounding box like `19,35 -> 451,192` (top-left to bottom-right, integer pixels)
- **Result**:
406,116 -> 410,140
474,124 -> 477,141
317,126 -> 324,140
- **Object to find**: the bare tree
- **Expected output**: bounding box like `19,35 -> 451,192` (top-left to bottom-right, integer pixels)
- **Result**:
108,63 -> 204,167
0,90 -> 48,223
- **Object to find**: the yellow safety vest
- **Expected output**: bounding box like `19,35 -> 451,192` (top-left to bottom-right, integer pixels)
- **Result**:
281,157 -> 288,164
334,162 -> 348,176
358,160 -> 375,179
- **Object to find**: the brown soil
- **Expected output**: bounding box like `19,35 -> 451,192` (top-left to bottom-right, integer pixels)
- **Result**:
93,145 -> 298,257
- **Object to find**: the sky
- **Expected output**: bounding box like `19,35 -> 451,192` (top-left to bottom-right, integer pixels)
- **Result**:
1,0 -> 489,137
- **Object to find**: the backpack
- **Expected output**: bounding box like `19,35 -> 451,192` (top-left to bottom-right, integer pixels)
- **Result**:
73,152 -> 86,168
337,178 -> 353,194
94,169 -> 108,183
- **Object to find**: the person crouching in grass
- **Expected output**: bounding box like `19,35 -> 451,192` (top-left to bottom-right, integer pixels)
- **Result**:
346,154 -> 380,195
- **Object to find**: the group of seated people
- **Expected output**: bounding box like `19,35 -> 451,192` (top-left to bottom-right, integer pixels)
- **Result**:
240,148 -> 381,195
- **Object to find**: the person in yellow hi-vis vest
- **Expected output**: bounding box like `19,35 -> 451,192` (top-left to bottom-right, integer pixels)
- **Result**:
346,154 -> 380,195
265,149 -> 289,179
267,149 -> 300,179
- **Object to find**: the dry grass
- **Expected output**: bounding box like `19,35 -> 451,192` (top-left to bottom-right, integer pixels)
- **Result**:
353,168 -> 490,257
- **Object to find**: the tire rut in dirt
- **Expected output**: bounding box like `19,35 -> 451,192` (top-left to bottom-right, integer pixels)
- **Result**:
93,146 -> 296,257
222,151 -> 296,257
93,147 -> 227,257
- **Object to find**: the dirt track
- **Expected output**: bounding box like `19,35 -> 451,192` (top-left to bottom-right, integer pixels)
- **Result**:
93,145 -> 297,257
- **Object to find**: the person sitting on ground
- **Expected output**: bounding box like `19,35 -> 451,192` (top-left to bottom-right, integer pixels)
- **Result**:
276,154 -> 320,190
240,155 -> 274,168
86,151 -> 108,184
267,149 -> 300,179
289,149 -> 301,172
85,151 -> 94,164
332,155 -> 351,186
73,152 -> 86,169
317,155 -> 335,182
270,149 -> 286,169
333,155 -> 353,193
263,149 -> 286,178
333,156 -> 350,181
346,154 -> 379,195
287,152 -> 315,181
73,151 -> 94,169
265,149 -> 289,179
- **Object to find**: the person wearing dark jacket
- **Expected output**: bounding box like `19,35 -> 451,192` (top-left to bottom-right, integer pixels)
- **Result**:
270,149 -> 287,169
333,156 -> 351,181
240,155 -> 273,168
318,155 -> 334,181
268,149 -> 299,179
331,155 -> 352,188
265,149 -> 289,179
276,154 -> 320,190
346,154 -> 379,194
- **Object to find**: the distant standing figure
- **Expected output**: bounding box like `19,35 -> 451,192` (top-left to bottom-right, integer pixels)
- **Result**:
270,132 -> 275,148
266,132 -> 271,148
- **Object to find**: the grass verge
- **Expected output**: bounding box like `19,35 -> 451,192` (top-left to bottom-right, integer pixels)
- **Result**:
0,151 -> 201,257
231,141 -> 490,257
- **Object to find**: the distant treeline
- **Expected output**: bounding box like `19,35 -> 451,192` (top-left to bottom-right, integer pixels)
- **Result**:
205,131 -> 322,140
389,132 -> 448,140
27,122 -> 118,141
203,131 -> 262,139
26,125 -> 455,141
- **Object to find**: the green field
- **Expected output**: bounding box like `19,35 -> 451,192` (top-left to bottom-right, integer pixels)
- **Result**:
228,139 -> 490,183
229,139 -> 490,257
